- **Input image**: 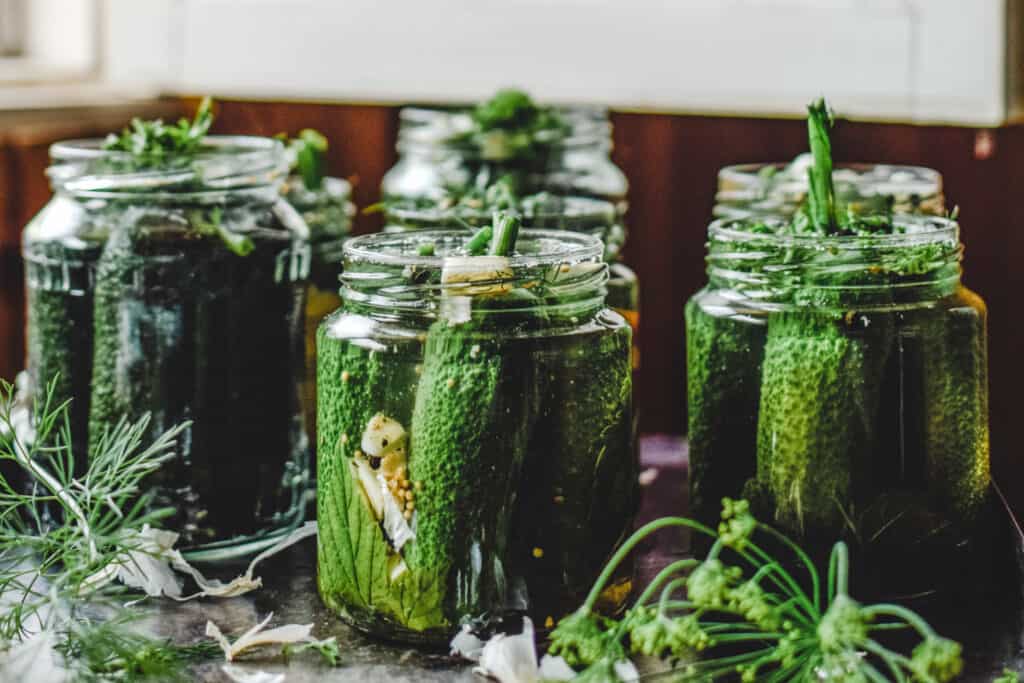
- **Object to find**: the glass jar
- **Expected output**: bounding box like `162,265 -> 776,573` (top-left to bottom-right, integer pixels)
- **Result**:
685,214 -> 994,604
317,229 -> 636,643
381,106 -> 629,215
22,136 -> 312,560
714,158 -> 946,219
281,175 -> 356,448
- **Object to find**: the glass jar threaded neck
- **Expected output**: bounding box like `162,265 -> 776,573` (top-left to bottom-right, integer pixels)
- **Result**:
340,229 -> 608,320
705,215 -> 963,311
47,135 -> 288,202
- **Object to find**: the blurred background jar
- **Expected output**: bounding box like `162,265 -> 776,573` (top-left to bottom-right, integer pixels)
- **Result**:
380,96 -> 629,215
23,132 -> 312,561
316,225 -> 636,643
279,129 -> 357,451
714,156 -> 946,219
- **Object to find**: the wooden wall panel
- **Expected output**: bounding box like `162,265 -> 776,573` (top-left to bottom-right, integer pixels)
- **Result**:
209,100 -> 399,236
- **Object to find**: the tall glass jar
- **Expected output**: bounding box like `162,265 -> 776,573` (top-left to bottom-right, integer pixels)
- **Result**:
281,175 -> 355,448
685,214 -> 996,605
381,106 -> 628,215
22,136 -> 312,560
714,158 -> 946,219
317,229 -> 636,643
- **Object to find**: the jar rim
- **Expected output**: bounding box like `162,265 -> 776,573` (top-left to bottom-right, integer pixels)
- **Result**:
344,228 -> 605,268
47,135 -> 288,196
708,213 -> 960,249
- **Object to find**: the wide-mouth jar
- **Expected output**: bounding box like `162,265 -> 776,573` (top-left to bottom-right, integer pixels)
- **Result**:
381,105 -> 629,214
22,135 -> 312,560
714,158 -> 945,219
316,228 -> 636,643
685,212 -> 995,607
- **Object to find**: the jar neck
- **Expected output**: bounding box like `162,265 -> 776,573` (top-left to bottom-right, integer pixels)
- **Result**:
340,229 -> 609,325
705,215 -> 963,311
383,195 -> 624,261
395,107 -> 613,161
715,160 -> 945,218
47,136 -> 288,203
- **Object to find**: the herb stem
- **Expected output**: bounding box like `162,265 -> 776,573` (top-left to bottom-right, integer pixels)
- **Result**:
828,540 -> 850,599
4,404 -> 96,562
757,523 -> 822,612
860,604 -> 937,640
862,639 -> 911,683
579,516 -> 716,614
656,577 -> 690,616
635,558 -> 698,607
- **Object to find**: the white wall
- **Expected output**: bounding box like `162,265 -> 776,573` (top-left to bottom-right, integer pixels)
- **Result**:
25,0 -> 96,71
99,0 -> 1011,126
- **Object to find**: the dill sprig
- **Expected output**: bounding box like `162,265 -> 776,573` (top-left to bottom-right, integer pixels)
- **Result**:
548,499 -> 963,682
102,97 -> 214,165
0,376 -> 187,641
57,617 -> 222,683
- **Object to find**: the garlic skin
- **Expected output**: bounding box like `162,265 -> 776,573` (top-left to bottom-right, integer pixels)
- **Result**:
441,256 -> 513,297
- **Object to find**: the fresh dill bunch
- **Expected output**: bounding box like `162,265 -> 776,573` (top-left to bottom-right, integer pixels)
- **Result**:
56,617 -> 222,683
0,376 -> 188,641
548,498 -> 963,682
102,96 -> 214,165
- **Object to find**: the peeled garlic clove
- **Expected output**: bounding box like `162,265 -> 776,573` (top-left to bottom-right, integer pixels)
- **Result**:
361,413 -> 407,458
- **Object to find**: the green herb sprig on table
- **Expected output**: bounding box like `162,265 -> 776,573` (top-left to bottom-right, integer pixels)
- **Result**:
548,499 -> 963,682
0,376 -> 187,641
103,97 -> 214,165
56,617 -> 222,683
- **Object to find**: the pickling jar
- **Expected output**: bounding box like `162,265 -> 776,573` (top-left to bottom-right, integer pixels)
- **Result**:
316,229 -> 636,643
381,106 -> 629,215
685,213 -> 996,606
22,135 -> 312,560
714,158 -> 946,219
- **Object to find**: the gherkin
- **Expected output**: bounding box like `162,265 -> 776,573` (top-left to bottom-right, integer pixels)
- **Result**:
685,299 -> 765,527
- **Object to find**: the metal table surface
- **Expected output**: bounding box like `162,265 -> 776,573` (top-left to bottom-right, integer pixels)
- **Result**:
133,437 -> 1024,682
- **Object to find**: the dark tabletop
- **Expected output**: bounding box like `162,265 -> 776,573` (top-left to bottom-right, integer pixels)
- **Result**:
134,437 -> 1024,682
